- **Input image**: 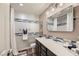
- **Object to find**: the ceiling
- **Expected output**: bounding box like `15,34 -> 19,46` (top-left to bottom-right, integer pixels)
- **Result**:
11,3 -> 50,16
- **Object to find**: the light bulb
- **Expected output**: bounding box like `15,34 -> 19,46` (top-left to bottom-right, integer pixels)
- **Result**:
59,3 -> 63,7
52,8 -> 55,11
46,11 -> 49,15
19,3 -> 23,6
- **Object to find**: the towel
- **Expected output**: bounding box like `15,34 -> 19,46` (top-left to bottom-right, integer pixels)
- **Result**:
23,34 -> 28,40
30,43 -> 36,48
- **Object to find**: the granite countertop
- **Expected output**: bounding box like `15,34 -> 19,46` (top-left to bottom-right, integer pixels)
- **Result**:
36,37 -> 78,56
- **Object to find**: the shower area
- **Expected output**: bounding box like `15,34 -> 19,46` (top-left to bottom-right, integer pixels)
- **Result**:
11,8 -> 40,55
15,17 -> 40,51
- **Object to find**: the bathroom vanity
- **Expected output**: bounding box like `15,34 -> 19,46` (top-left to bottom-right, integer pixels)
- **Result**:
35,37 -> 78,56
36,39 -> 56,56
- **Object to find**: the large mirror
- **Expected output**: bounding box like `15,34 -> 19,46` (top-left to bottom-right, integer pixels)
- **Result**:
57,14 -> 67,31
47,5 -> 74,32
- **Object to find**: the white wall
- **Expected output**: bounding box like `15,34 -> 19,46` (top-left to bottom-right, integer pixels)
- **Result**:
15,22 -> 39,33
15,12 -> 39,21
28,22 -> 39,33
0,4 -> 10,53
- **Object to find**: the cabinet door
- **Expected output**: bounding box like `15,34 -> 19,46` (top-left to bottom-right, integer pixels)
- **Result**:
40,44 -> 47,56
36,45 -> 40,56
40,49 -> 46,56
36,40 -> 41,56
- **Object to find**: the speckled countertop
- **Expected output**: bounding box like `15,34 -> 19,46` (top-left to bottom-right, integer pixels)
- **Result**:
36,37 -> 78,56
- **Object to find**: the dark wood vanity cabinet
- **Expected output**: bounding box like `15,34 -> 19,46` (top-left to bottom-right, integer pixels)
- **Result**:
40,43 -> 47,56
35,40 -> 56,56
36,40 -> 41,56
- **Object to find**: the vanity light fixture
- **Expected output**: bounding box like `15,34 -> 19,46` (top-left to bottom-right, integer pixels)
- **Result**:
52,8 -> 55,11
59,3 -> 63,7
19,3 -> 23,6
46,11 -> 49,15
